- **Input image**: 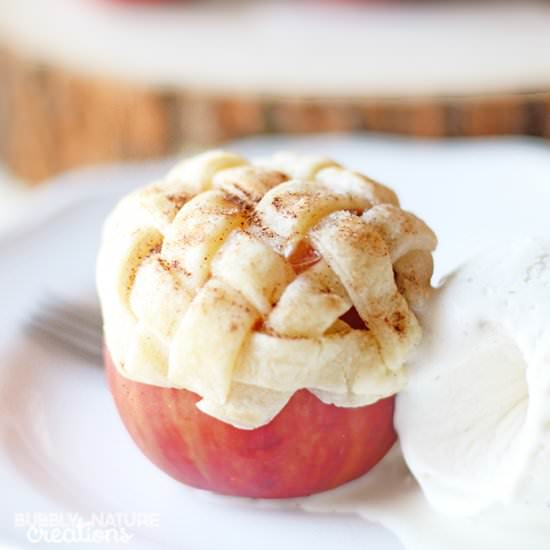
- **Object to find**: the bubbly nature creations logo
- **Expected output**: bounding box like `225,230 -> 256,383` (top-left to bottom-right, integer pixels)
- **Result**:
14,512 -> 160,544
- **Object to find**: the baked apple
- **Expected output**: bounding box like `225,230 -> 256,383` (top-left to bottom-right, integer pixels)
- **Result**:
98,151 -> 436,498
106,351 -> 397,498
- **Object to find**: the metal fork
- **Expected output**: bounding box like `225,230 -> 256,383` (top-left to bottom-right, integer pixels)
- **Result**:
25,294 -> 104,364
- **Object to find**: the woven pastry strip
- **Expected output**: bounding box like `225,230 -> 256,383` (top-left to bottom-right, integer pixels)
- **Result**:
98,150 -> 437,428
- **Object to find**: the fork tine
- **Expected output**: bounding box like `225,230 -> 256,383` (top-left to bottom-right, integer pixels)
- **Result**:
26,318 -> 104,364
32,308 -> 103,343
25,295 -> 105,364
43,294 -> 104,332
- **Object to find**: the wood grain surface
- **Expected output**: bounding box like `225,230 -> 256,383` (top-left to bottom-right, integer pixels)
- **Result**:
1,48 -> 549,184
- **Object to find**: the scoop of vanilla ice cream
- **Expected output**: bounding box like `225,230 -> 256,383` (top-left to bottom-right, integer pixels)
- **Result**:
396,238 -> 550,518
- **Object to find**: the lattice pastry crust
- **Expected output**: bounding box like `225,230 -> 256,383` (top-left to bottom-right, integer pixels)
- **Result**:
97,151 -> 437,429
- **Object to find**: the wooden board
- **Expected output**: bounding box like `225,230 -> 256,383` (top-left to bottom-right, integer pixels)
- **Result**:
2,0 -> 550,183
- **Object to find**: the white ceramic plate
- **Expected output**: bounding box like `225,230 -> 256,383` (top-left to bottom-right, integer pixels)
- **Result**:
1,135 -> 549,550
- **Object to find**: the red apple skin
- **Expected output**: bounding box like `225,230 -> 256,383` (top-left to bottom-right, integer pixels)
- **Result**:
106,352 -> 396,498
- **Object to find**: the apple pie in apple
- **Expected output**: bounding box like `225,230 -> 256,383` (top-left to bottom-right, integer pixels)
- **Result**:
97,150 -> 436,497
